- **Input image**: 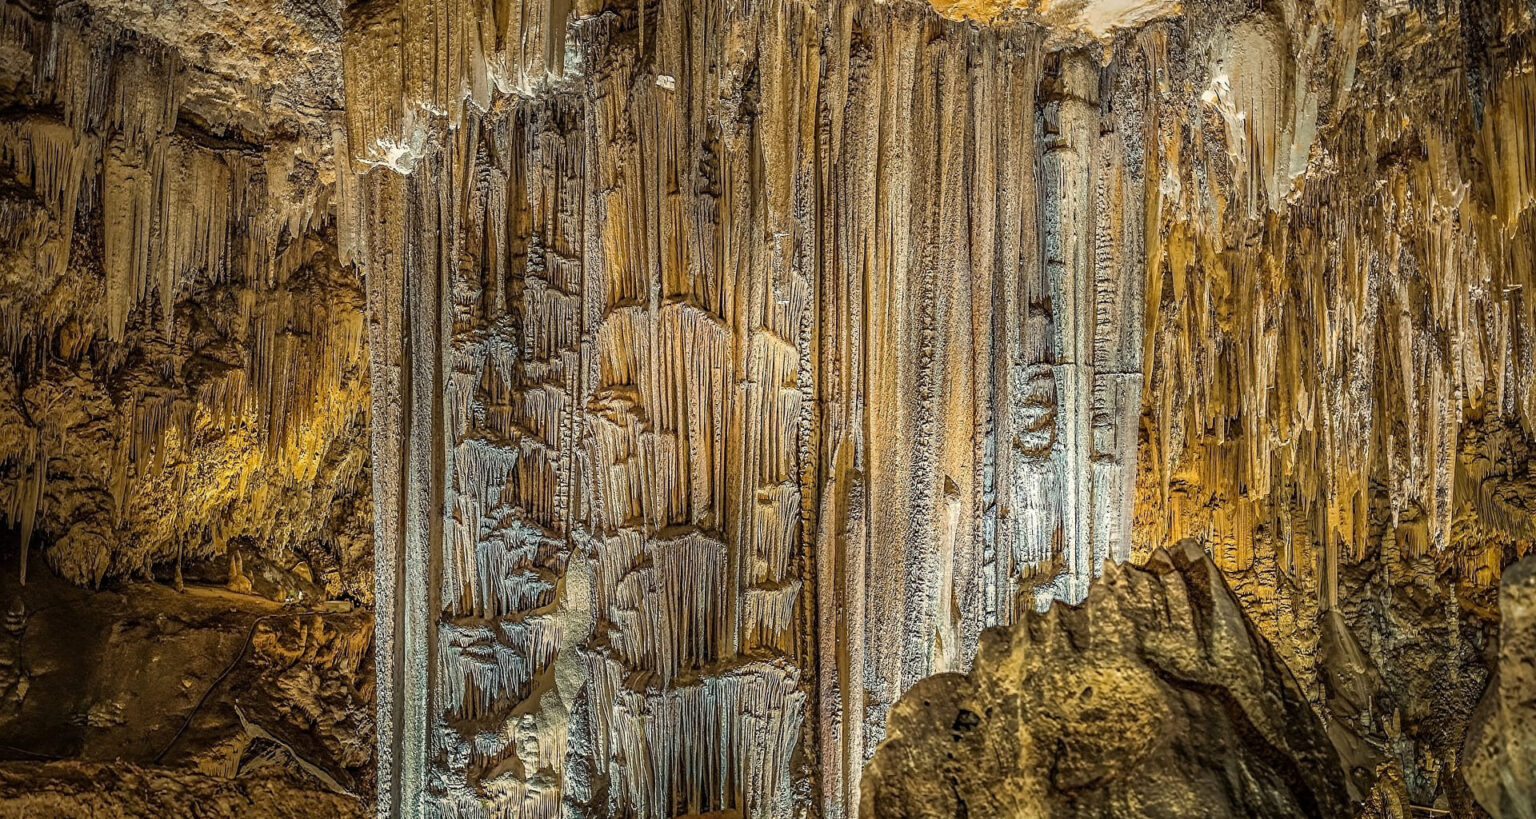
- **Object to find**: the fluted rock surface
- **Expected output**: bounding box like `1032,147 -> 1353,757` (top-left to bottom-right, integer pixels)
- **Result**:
349,0 -> 1151,812
861,539 -> 1353,819
343,0 -> 1536,814
1,0 -> 1533,811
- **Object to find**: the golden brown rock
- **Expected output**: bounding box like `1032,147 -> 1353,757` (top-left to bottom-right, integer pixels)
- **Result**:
1464,554 -> 1536,818
0,0 -> 1533,812
862,540 -> 1354,819
0,0 -> 372,600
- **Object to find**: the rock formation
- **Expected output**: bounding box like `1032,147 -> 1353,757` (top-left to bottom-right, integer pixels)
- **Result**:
1464,553 -> 1536,818
0,0 -> 375,806
0,539 -> 373,814
0,0 -> 373,598
0,761 -> 366,818
347,0 -> 1536,813
0,0 -> 1532,813
861,539 -> 1355,819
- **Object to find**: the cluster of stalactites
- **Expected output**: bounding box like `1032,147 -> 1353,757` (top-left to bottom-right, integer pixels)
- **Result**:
346,0 -> 1536,817
349,0 -> 1162,814
1133,1 -> 1536,607
0,3 -> 370,585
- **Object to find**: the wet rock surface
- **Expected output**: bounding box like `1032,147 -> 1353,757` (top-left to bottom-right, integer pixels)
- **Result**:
862,540 -> 1354,818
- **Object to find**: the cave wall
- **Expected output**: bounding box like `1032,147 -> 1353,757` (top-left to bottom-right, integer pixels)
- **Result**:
346,0 -> 1535,814
0,0 -> 1531,813
1130,0 -> 1536,808
1135,0 -> 1536,658
0,0 -> 374,602
345,0 -> 1152,814
0,0 -> 377,809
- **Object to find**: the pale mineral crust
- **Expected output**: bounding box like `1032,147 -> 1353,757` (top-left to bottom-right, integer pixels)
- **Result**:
348,1 -> 1147,814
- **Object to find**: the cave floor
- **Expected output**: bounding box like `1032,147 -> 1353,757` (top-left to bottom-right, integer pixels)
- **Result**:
0,533 -> 372,817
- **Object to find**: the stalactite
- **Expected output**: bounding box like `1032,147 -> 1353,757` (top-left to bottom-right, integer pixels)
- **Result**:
2,0 -> 1529,811
0,0 -> 373,599
340,0 -> 1536,812
350,0 -> 1151,814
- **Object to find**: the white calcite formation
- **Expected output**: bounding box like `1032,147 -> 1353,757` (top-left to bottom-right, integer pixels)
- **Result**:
347,1 -> 1152,815
347,0 -> 1535,814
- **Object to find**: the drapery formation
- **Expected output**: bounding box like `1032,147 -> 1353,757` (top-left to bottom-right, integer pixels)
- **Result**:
343,0 -> 1534,814
345,0 -> 1149,814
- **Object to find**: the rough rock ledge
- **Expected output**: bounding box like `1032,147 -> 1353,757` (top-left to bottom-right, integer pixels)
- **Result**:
862,540 -> 1355,818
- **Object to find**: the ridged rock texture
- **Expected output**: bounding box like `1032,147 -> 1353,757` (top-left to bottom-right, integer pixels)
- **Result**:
347,0 -> 1150,815
345,0 -> 1536,814
0,0 -> 373,600
861,539 -> 1355,819
0,0 -> 376,812
0,0 -> 1533,812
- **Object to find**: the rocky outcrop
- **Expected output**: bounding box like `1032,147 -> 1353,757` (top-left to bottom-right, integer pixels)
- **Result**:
1464,554 -> 1536,818
861,539 -> 1355,818
0,762 -> 365,818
